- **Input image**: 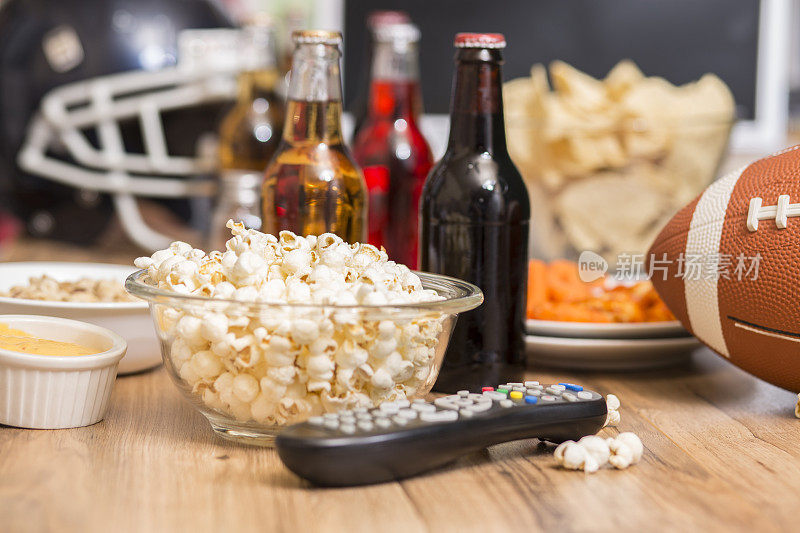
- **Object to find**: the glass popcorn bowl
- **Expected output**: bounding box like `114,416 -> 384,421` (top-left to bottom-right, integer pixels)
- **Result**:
126,269 -> 482,446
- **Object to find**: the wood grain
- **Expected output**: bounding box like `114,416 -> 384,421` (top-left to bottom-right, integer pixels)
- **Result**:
1,238 -> 799,532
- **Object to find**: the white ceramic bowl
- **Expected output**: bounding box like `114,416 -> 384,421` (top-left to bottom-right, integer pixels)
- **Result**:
0,315 -> 127,429
0,262 -> 158,374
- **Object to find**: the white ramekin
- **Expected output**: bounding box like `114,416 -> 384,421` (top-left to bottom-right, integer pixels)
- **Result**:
0,315 -> 127,429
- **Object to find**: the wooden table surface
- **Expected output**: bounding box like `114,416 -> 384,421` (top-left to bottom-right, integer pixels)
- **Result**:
1,238 -> 799,533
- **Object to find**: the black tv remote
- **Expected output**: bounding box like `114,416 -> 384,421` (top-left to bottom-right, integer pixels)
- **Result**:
276,382 -> 607,486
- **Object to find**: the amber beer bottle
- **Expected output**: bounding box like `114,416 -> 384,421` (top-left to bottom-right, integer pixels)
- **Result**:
420,33 -> 530,392
262,31 -> 366,242
218,19 -> 284,173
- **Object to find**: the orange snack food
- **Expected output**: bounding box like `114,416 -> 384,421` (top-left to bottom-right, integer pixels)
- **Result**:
526,260 -> 675,323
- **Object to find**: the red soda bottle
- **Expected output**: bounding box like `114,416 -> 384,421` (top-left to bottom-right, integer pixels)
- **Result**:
351,22 -> 433,268
351,10 -> 411,141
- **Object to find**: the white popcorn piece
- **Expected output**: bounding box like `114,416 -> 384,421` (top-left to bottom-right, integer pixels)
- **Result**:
554,440 -> 599,473
577,435 -> 610,467
607,432 -> 644,469
232,373 -> 260,403
604,393 -> 621,427
135,223 -> 446,426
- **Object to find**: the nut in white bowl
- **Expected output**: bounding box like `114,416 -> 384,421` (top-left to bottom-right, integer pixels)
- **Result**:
0,315 -> 127,429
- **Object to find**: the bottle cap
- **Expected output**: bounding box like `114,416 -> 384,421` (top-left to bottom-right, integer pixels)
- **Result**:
454,33 -> 506,49
367,10 -> 410,29
374,22 -> 421,44
292,30 -> 342,46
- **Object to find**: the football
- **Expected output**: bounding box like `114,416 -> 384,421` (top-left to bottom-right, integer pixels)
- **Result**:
647,145 -> 800,392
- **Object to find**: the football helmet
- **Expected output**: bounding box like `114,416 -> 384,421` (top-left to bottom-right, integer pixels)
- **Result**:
0,0 -> 244,250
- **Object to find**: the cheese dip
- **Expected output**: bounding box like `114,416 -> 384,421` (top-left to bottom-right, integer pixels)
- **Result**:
0,323 -> 97,356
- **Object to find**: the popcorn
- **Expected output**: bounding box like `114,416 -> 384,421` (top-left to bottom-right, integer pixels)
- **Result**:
555,432 -> 643,473
136,221 -> 445,426
604,394 -> 621,427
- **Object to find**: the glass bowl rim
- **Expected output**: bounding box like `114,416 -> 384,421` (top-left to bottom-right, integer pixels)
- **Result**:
125,269 -> 484,314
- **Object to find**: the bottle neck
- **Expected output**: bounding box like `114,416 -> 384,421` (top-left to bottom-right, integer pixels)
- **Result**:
284,42 -> 344,143
368,40 -> 421,120
236,69 -> 279,102
446,48 -> 507,155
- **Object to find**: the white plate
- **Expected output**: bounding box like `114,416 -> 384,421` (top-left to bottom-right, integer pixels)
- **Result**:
526,319 -> 687,339
0,262 -> 159,375
525,334 -> 702,371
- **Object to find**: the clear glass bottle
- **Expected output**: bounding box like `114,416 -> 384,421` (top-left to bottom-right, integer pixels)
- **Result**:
218,19 -> 284,173
420,33 -> 530,392
208,172 -> 261,250
351,22 -> 433,268
261,30 -> 366,242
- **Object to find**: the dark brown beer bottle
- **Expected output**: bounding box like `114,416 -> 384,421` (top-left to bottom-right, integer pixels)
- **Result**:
420,33 -> 530,392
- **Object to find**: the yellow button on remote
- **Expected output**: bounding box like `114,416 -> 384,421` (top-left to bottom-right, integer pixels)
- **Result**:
509,391 -> 523,400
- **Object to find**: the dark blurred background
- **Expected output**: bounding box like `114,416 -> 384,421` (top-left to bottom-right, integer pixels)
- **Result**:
344,0 -> 760,119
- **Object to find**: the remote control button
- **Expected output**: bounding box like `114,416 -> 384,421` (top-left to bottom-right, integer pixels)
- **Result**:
559,383 -> 584,392
434,398 -> 459,410
563,392 -> 578,402
324,420 -> 339,430
308,416 -> 324,426
467,393 -> 483,401
412,403 -> 436,413
466,401 -> 492,413
356,413 -> 372,421
459,409 -> 474,418
457,390 -> 470,397
512,386 -> 526,393
481,386 -> 494,392
395,400 -> 410,408
499,399 -> 514,408
352,407 -> 368,414
496,388 -> 509,396
397,409 -> 418,420
526,389 -> 542,397
577,391 -> 593,400
507,382 -> 523,387
444,394 -> 461,402
380,403 -> 400,414
375,418 -> 391,429
357,421 -> 374,432
340,424 -> 356,434
420,410 -> 458,422
545,386 -> 563,395
412,398 -> 427,405
541,395 -> 557,402
483,391 -> 507,401
339,415 -> 356,425
392,415 -> 408,426
524,381 -> 540,387
455,399 -> 473,407
323,413 -> 338,421
524,395 -> 538,404
372,411 -> 388,419
509,391 -> 523,400
550,384 -> 566,392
